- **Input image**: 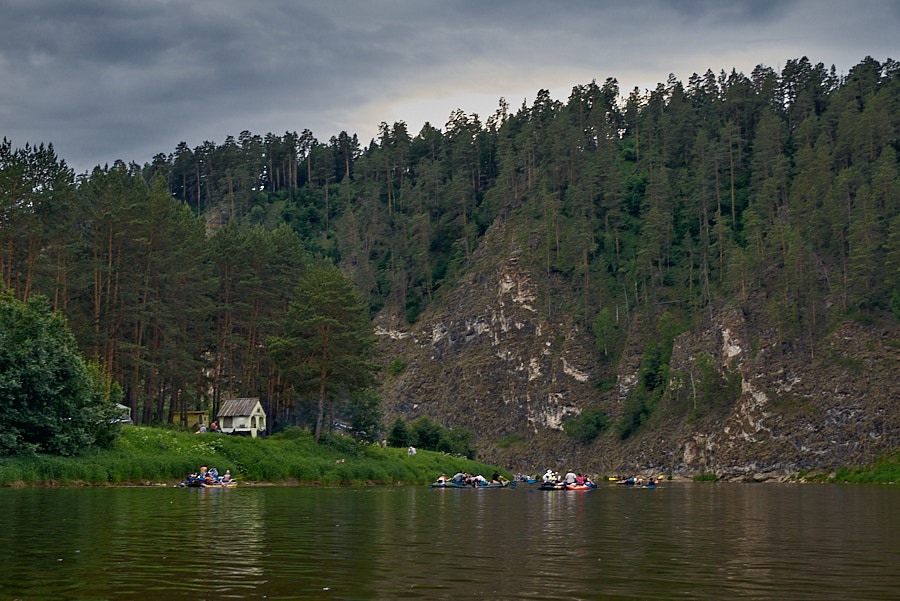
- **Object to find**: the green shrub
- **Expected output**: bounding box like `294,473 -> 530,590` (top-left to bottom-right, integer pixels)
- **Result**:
495,434 -> 525,448
388,358 -> 407,375
563,410 -> 611,444
615,388 -> 651,440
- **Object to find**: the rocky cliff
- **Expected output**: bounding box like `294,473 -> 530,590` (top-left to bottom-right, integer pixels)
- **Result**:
375,218 -> 900,481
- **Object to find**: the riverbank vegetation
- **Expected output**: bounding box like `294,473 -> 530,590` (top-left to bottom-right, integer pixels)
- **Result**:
799,450 -> 900,484
385,415 -> 476,458
0,426 -> 506,487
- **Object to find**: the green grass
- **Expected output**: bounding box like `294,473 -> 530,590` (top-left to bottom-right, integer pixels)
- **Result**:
0,426 -> 509,487
825,451 -> 900,484
692,473 -> 718,482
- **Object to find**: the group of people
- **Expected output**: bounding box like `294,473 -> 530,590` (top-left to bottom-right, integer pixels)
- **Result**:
616,474 -> 660,486
195,421 -> 222,434
542,469 -> 595,486
185,465 -> 233,486
435,470 -> 506,487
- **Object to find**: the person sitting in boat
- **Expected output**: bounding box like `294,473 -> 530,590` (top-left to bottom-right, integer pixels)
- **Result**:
542,469 -> 555,483
491,471 -> 502,483
197,465 -> 215,484
222,470 -> 232,483
435,474 -> 448,483
451,472 -> 466,483
208,467 -> 220,482
564,471 -> 577,484
473,474 -> 488,487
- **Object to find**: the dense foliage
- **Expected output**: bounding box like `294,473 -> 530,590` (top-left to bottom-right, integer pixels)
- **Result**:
268,262 -> 379,440
563,409 -> 611,444
1,56 -> 898,437
386,416 -> 476,459
0,291 -> 121,455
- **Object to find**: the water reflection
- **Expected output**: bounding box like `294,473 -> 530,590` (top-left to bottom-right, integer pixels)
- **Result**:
1,483 -> 898,600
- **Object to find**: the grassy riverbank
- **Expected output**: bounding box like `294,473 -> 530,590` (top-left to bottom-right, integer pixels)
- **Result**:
0,426 -> 508,487
800,450 -> 900,484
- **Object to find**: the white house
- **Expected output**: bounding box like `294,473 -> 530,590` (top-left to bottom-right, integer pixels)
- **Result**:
217,398 -> 267,437
114,403 -> 133,424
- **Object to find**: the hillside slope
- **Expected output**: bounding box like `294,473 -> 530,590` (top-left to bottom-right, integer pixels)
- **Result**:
377,211 -> 900,480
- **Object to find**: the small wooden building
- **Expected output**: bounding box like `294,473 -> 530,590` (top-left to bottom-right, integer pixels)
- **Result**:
173,410 -> 210,430
217,398 -> 267,438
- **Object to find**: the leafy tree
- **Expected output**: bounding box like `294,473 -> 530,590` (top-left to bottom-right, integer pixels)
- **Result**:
409,415 -> 443,450
268,262 -> 378,440
386,416 -> 409,448
0,291 -> 121,455
346,388 -> 384,442
399,415 -> 476,457
436,425 -> 476,459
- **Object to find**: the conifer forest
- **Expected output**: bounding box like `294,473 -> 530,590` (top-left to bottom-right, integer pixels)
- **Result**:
2,56 -> 898,438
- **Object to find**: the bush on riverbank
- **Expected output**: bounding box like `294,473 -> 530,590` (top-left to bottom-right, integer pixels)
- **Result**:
0,425 -> 507,486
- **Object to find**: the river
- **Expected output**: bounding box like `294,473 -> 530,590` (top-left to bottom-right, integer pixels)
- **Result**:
1,482 -> 897,600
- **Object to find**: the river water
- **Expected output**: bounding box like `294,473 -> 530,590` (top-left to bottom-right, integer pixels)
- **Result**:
1,482 -> 897,600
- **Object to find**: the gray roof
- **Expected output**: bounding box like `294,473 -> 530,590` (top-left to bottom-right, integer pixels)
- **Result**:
218,398 -> 263,417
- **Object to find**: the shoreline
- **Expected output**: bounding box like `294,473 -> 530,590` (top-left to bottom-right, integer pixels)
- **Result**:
3,474 -> 895,488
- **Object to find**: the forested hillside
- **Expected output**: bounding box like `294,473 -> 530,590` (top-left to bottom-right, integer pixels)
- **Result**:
2,56 -> 898,473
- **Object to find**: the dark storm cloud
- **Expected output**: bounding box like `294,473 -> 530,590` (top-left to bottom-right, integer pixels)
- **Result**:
1,0 -> 896,174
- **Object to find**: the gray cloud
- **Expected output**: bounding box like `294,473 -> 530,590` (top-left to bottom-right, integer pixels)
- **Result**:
1,0 -> 895,173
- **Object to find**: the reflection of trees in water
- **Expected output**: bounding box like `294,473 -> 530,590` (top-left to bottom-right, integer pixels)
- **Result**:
188,488 -> 266,595
361,486 -> 602,598
0,487 -> 269,599
106,488 -> 268,597
7,485 -> 897,599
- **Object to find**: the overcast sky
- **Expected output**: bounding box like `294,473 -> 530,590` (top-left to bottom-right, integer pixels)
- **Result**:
2,0 -> 897,174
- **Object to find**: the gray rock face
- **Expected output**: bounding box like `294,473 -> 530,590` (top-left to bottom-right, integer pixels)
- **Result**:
376,237 -> 900,478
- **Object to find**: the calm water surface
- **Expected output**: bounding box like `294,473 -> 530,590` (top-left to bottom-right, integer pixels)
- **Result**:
1,482 -> 897,600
